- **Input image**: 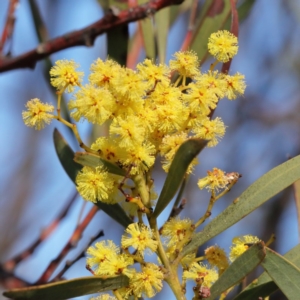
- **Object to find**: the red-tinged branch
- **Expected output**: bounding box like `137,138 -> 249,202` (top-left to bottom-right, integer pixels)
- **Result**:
0,0 -> 19,54
221,0 -> 239,74
209,0 -> 239,120
35,205 -> 99,284
0,0 -> 184,73
2,191 -> 78,273
51,230 -> 104,281
0,265 -> 30,289
180,0 -> 198,51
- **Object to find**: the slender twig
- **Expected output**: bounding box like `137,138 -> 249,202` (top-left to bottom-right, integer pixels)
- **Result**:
209,0 -> 239,120
35,205 -> 99,284
0,0 -> 184,73
168,198 -> 187,219
0,265 -> 30,288
3,191 -> 78,272
0,0 -> 19,54
221,0 -> 239,74
51,230 -> 104,281
180,0 -> 198,51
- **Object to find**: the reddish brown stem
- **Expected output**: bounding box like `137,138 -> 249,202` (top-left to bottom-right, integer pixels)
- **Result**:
180,0 -> 198,51
209,0 -> 239,120
0,0 -> 183,73
0,0 -> 19,54
52,230 -> 104,281
221,0 -> 239,74
2,191 -> 78,273
0,265 -> 30,289
35,205 -> 99,284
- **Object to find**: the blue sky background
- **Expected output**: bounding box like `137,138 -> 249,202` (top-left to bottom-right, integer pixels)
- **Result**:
1,0 -> 300,299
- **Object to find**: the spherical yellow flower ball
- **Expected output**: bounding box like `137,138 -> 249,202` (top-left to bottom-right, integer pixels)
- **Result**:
208,30 -> 238,62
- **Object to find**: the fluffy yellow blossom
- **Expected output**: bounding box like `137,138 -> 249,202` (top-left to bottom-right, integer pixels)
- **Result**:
193,117 -> 226,147
50,59 -> 83,92
229,235 -> 260,262
169,50 -> 200,78
208,30 -> 238,62
91,137 -> 120,163
195,70 -> 227,99
184,83 -> 218,116
100,253 -> 134,277
111,68 -> 147,103
198,168 -> 230,192
183,262 -> 218,288
121,223 -> 158,256
89,58 -> 121,88
137,59 -> 170,89
68,84 -> 115,124
86,240 -> 119,275
146,84 -> 187,135
224,72 -> 246,100
87,241 -> 134,277
75,166 -> 114,203
131,263 -> 164,298
110,116 -> 146,148
205,245 -> 229,275
118,142 -> 156,175
161,217 -> 194,248
22,98 -> 54,130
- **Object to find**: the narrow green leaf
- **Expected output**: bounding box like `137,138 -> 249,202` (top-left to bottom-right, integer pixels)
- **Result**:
224,0 -> 256,30
53,128 -> 82,182
155,7 -> 170,63
97,0 -> 127,11
236,0 -> 256,22
152,139 -> 207,219
94,200 -> 133,228
293,179 -> 300,236
191,0 -> 232,62
140,18 -> 156,59
53,129 -> 131,228
3,276 -> 129,300
181,154 -> 300,257
137,0 -> 155,59
192,0 -> 256,63
169,0 -> 193,26
74,152 -> 126,177
207,242 -> 266,300
260,247 -> 300,300
107,25 -> 129,66
234,244 -> 300,300
97,0 -> 129,65
97,0 -> 110,11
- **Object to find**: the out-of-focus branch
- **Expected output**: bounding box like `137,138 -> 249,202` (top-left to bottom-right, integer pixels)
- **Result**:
0,265 -> 30,289
0,192 -> 78,289
209,0 -> 238,120
180,0 -> 198,51
2,191 -> 78,272
221,0 -> 238,74
0,0 -> 184,73
35,205 -> 99,284
0,0 -> 19,54
52,230 -> 104,282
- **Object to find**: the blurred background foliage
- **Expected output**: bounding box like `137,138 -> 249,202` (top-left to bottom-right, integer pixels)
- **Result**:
1,0 -> 300,299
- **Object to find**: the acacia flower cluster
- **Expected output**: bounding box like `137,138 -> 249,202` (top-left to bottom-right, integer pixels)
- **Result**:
22,30 -> 248,299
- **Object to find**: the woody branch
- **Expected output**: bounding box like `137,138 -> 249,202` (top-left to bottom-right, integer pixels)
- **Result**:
0,0 -> 183,73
